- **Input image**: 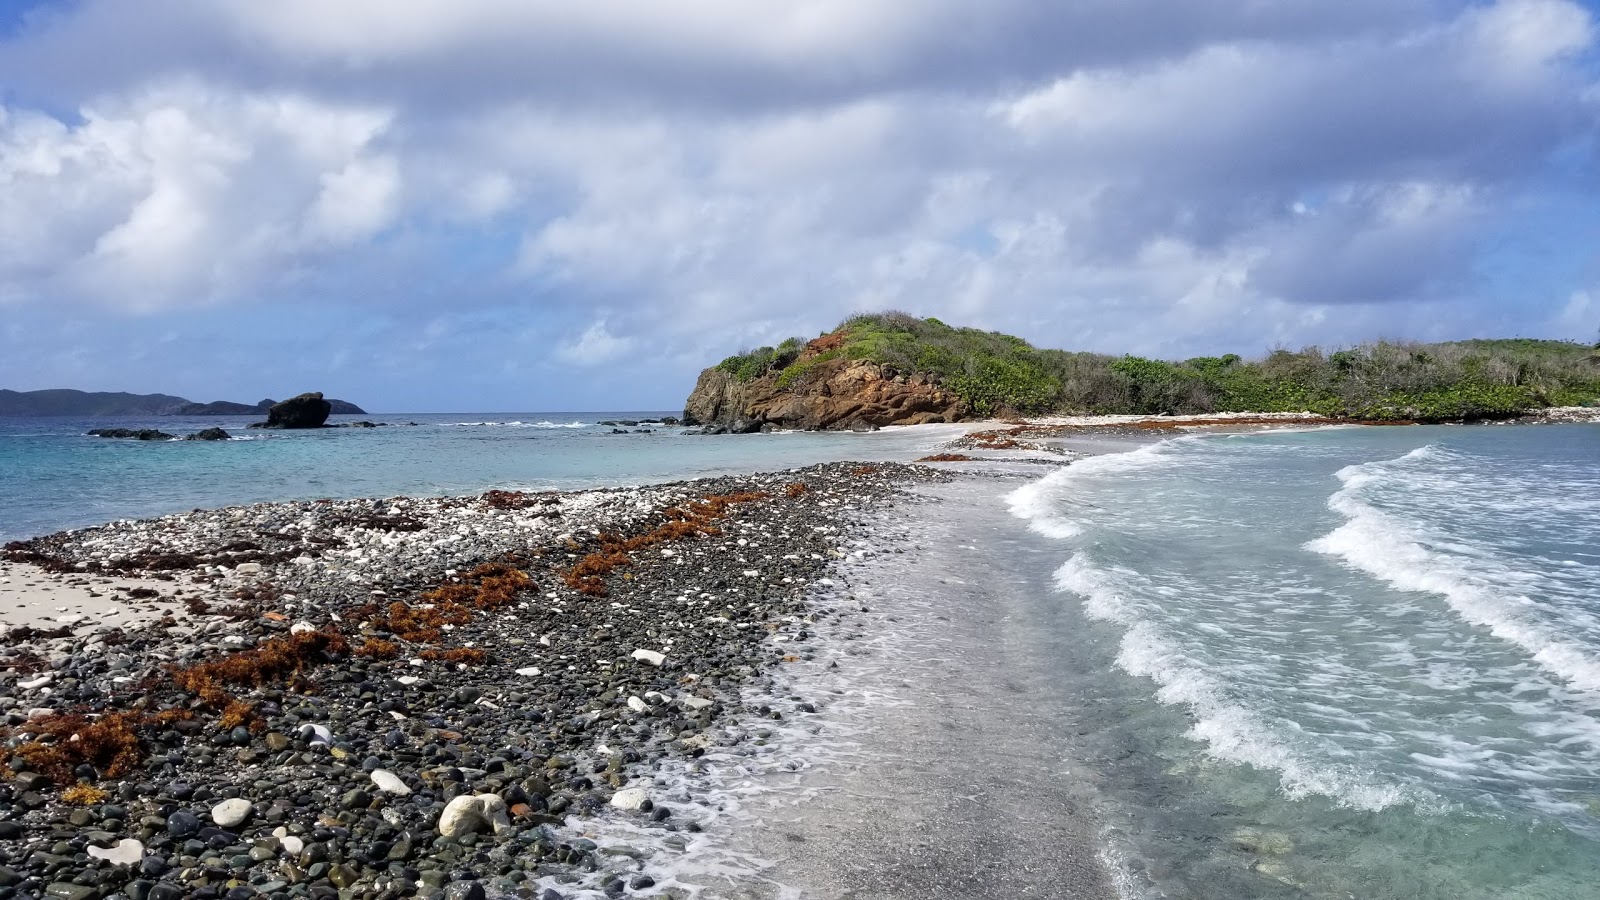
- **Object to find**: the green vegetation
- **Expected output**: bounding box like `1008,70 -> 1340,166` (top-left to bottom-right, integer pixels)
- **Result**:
710,313 -> 1600,421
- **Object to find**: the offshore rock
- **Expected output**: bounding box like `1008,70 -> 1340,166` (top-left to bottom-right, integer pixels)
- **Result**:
185,428 -> 231,441
257,392 -> 332,429
87,428 -> 176,440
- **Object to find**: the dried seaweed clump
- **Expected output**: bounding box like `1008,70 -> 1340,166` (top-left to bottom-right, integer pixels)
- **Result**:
354,637 -> 401,659
13,712 -> 148,785
170,628 -> 350,707
785,482 -> 810,498
482,490 -> 538,510
420,648 -> 488,665
561,491 -> 768,597
419,562 -> 531,612
61,783 -> 109,806
850,465 -> 880,477
917,453 -> 975,462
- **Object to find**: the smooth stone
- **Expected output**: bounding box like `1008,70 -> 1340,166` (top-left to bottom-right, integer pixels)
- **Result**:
626,696 -> 649,714
298,723 -> 333,744
370,770 -> 411,796
327,863 -> 360,888
630,649 -> 666,667
211,798 -> 253,829
45,885 -> 96,900
86,838 -> 144,867
438,794 -> 511,837
167,810 -> 202,838
609,788 -> 651,812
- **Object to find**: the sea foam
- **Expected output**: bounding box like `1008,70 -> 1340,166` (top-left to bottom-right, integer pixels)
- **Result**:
1056,553 -> 1417,811
1005,440 -> 1182,540
1308,447 -> 1600,697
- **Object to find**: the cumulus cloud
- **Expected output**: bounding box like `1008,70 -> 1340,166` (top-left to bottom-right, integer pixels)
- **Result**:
0,0 -> 1596,408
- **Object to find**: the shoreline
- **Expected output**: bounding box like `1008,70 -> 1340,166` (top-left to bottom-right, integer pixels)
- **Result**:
5,415 -> 1595,898
0,461 -> 958,900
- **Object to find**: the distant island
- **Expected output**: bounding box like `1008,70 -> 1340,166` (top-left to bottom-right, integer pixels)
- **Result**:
685,312 -> 1600,431
0,389 -> 366,417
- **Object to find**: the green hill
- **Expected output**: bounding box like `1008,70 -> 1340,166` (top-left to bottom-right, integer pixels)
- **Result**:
710,312 -> 1600,422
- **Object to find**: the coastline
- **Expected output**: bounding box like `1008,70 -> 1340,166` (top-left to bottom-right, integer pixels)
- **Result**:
5,412 -> 1597,898
0,461 -> 964,900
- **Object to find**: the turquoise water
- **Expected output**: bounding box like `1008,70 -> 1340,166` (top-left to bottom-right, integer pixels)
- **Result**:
1010,424 -> 1600,898
0,413 -> 962,542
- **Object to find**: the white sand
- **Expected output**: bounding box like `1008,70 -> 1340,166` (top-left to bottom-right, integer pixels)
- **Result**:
0,559 -> 187,634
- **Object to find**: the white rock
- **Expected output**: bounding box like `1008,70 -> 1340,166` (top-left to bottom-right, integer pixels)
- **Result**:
515,667 -> 542,677
610,788 -> 651,811
631,649 -> 666,667
626,696 -> 650,713
18,674 -> 52,690
279,835 -> 304,856
292,556 -> 314,566
289,621 -> 316,635
370,769 -> 411,796
438,793 -> 511,837
86,838 -> 143,867
210,798 -> 253,829
298,723 -> 334,744
396,675 -> 420,686
682,697 -> 714,711
235,562 -> 263,575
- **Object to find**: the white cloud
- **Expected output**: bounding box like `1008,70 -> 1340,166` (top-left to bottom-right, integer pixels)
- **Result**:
0,81 -> 396,308
556,320 -> 637,366
0,0 -> 1594,374
307,155 -> 401,241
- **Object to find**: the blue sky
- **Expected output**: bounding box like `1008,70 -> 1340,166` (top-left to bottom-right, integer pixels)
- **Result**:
1,0 -> 1598,412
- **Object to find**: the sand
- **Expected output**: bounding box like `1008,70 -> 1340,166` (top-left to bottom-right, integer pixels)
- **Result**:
0,558 -> 187,634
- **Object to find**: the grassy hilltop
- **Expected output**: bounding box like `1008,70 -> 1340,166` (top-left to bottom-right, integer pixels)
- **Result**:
713,312 -> 1600,421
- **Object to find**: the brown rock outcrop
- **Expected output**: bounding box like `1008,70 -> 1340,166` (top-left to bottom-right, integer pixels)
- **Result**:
684,352 -> 969,432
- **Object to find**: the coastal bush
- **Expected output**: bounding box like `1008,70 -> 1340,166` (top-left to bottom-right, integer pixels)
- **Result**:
711,313 -> 1600,420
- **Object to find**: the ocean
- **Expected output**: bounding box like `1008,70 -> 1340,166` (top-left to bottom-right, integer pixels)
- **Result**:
1007,423 -> 1600,898
0,413 -> 967,543
4,416 -> 1598,897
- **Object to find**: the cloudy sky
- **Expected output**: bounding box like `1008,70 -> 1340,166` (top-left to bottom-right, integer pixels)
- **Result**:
2,0 -> 1598,411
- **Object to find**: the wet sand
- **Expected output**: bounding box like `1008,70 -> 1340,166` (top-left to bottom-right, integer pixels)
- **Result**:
685,472 -> 1121,900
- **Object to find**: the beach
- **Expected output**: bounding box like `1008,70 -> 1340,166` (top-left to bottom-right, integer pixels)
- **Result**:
1,456 -> 1002,900
6,412 -> 1600,899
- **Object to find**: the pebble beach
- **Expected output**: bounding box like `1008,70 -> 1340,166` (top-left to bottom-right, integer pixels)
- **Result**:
0,461 -> 953,900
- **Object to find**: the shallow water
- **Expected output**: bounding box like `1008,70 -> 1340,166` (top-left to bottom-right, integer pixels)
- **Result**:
1011,423 -> 1600,898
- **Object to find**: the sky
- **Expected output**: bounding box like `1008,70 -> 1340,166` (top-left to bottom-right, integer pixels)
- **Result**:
1,0 -> 1599,412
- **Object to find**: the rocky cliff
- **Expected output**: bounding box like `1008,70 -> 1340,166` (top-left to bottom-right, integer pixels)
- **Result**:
684,344 -> 969,432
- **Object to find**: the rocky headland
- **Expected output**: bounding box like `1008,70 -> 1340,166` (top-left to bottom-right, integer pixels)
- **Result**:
683,355 -> 966,434
681,312 -> 1600,433
0,462 -> 942,900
